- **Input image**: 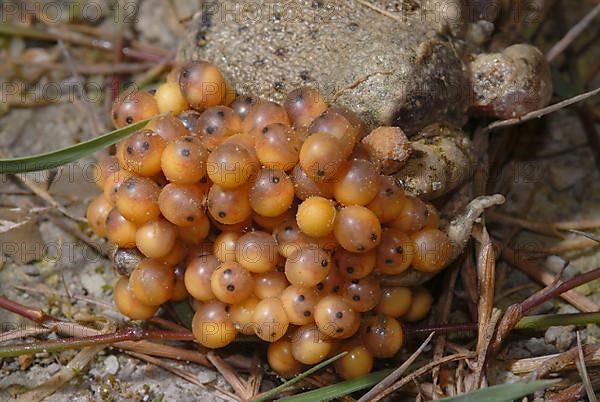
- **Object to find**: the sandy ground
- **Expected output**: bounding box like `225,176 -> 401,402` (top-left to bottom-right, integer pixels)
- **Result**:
0,0 -> 599,401
0,1 -> 230,400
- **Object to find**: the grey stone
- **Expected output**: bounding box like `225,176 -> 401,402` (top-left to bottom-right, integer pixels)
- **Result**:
523,337 -> 557,356
104,355 -> 120,376
80,270 -> 107,298
545,325 -> 575,352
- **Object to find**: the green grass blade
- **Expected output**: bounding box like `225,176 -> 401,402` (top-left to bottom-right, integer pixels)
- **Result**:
516,312 -> 600,330
437,379 -> 560,402
278,369 -> 393,402
279,376 -> 558,402
251,352 -> 348,402
0,119 -> 150,174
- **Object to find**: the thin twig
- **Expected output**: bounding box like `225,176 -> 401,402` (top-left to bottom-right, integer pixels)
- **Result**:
533,346 -> 588,381
0,23 -> 109,49
355,0 -> 404,23
16,344 -> 104,402
0,327 -> 51,343
0,295 -> 213,368
0,23 -> 170,61
111,0 -> 127,101
14,284 -> 112,309
49,215 -> 110,257
545,383 -> 587,402
57,39 -> 105,138
119,340 -> 212,367
569,229 -> 600,243
247,352 -> 264,399
487,211 -> 600,236
500,247 -> 600,313
493,260 -> 600,352
1,163 -> 85,223
357,332 -> 435,402
407,311 -> 600,339
476,227 -> 496,355
512,344 -> 600,375
576,331 -> 597,402
461,242 -> 479,322
0,327 -> 193,357
55,236 -> 72,302
495,283 -> 538,304
484,87 -> 600,132
431,261 -> 460,399
207,351 -> 250,400
546,3 -> 600,62
0,218 -> 31,233
369,353 -> 476,402
0,295 -> 55,325
472,309 -> 501,390
58,23 -> 173,57
521,236 -> 599,255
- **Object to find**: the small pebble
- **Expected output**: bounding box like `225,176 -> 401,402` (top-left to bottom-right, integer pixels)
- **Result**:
197,370 -> 217,384
80,273 -> 107,298
545,326 -> 575,352
104,355 -> 120,376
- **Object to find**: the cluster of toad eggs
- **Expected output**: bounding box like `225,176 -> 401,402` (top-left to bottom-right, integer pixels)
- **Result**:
86,61 -> 452,380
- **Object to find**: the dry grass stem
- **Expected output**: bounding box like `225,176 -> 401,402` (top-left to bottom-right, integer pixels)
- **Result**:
432,262 -> 460,398
499,247 -> 600,312
472,309 -> 501,390
487,212 -> 600,236
207,351 -> 250,399
545,383 -> 587,402
546,3 -> 600,62
575,331 -> 597,402
8,168 -> 84,223
568,230 -> 600,243
521,237 -> 599,255
14,284 -> 113,309
369,352 -> 476,402
485,87 -> 600,132
0,327 -> 51,343
476,227 -> 496,354
49,215 -> 110,257
358,332 -> 435,402
511,345 -> 600,376
16,345 -> 105,401
247,353 -> 264,398
493,260 -> 600,351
